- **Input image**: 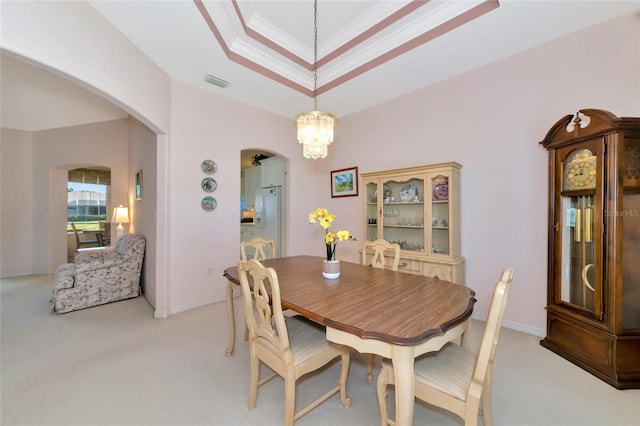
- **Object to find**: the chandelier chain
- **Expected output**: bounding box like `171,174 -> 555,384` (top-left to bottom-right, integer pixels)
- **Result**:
294,0 -> 336,160
313,0 -> 318,111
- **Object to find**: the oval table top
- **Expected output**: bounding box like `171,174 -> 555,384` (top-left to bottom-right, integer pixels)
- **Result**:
224,255 -> 476,346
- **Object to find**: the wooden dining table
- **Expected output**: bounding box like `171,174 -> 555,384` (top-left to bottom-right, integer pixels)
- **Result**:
223,255 -> 476,426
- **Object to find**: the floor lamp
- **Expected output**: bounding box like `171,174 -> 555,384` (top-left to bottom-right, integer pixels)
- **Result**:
112,205 -> 130,242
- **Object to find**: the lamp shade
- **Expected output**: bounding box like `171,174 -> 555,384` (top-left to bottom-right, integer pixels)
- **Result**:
112,205 -> 130,224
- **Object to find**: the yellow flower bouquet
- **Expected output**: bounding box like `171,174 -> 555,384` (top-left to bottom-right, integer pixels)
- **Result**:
308,208 -> 356,262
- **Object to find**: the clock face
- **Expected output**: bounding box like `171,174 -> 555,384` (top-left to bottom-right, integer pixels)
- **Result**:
564,149 -> 597,190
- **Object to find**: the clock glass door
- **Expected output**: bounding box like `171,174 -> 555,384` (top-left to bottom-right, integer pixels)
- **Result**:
622,139 -> 640,330
556,143 -> 603,319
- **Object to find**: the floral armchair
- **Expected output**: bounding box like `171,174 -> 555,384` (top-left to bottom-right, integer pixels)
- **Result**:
52,234 -> 146,314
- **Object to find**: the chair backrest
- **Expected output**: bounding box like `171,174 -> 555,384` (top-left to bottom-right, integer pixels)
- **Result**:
71,222 -> 81,245
468,268 -> 514,398
362,239 -> 400,271
99,221 -> 111,245
241,237 -> 276,261
113,234 -> 146,257
237,259 -> 290,355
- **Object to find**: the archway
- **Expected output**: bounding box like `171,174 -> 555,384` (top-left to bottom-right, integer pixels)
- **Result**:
4,52 -> 167,317
240,149 -> 289,258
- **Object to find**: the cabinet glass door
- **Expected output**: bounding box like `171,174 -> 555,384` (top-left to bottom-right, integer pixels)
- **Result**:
556,145 -> 602,319
381,177 -> 425,252
430,175 -> 450,255
365,181 -> 379,241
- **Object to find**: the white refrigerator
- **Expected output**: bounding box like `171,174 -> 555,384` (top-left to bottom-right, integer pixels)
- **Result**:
254,186 -> 284,258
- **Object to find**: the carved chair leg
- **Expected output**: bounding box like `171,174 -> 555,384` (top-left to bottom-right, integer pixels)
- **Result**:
248,352 -> 259,410
339,349 -> 352,407
376,364 -> 391,426
283,370 -> 296,426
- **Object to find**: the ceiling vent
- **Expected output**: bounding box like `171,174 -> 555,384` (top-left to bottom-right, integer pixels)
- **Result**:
205,74 -> 230,88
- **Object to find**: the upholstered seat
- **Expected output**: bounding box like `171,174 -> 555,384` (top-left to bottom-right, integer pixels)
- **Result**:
52,234 -> 146,314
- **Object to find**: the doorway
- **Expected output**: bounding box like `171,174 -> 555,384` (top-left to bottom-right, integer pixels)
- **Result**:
240,149 -> 288,258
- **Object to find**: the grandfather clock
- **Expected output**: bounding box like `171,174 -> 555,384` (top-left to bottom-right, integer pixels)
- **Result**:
539,109 -> 640,389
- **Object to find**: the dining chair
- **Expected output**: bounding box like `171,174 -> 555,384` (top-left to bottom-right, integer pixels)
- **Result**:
376,268 -> 514,426
71,222 -> 101,251
99,221 -> 111,246
240,237 -> 277,340
240,237 -> 276,261
362,239 -> 401,271
361,238 -> 401,382
237,259 -> 351,425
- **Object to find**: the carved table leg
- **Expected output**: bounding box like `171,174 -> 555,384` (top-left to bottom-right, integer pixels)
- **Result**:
392,345 -> 416,426
461,319 -> 472,350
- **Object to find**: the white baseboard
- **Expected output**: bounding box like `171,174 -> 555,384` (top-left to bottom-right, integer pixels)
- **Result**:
153,309 -> 169,319
153,295 -> 227,318
472,312 -> 545,337
168,297 -> 223,316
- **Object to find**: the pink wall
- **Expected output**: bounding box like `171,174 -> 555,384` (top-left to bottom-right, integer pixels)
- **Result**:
128,118 -> 158,309
333,11 -> 640,333
167,81 -> 291,312
0,129 -> 34,276
31,120 -> 129,273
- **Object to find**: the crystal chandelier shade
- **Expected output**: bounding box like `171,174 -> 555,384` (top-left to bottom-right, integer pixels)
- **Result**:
294,0 -> 336,159
295,110 -> 337,159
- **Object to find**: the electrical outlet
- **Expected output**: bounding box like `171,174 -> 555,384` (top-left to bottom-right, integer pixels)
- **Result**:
207,267 -> 214,276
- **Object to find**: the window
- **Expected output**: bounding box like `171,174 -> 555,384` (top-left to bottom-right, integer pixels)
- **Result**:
67,168 -> 110,232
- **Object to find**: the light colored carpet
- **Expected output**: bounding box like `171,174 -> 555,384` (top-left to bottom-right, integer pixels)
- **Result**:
1,274 -> 639,426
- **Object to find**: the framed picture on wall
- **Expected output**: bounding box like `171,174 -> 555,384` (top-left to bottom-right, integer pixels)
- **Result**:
331,167 -> 358,198
135,170 -> 143,200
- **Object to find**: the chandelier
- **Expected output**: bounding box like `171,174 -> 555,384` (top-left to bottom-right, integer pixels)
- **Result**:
294,0 -> 336,160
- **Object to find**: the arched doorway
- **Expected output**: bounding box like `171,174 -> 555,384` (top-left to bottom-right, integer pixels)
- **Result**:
240,149 -> 288,258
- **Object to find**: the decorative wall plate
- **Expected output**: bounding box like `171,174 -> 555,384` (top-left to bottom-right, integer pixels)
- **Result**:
202,177 -> 217,192
201,159 -> 217,174
201,196 -> 217,211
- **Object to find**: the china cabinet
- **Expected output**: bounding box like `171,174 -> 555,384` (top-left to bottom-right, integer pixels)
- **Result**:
539,109 -> 640,389
362,163 -> 464,284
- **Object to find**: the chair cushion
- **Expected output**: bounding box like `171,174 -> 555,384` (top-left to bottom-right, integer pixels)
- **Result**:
415,342 -> 475,400
286,316 -> 336,365
381,342 -> 475,401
